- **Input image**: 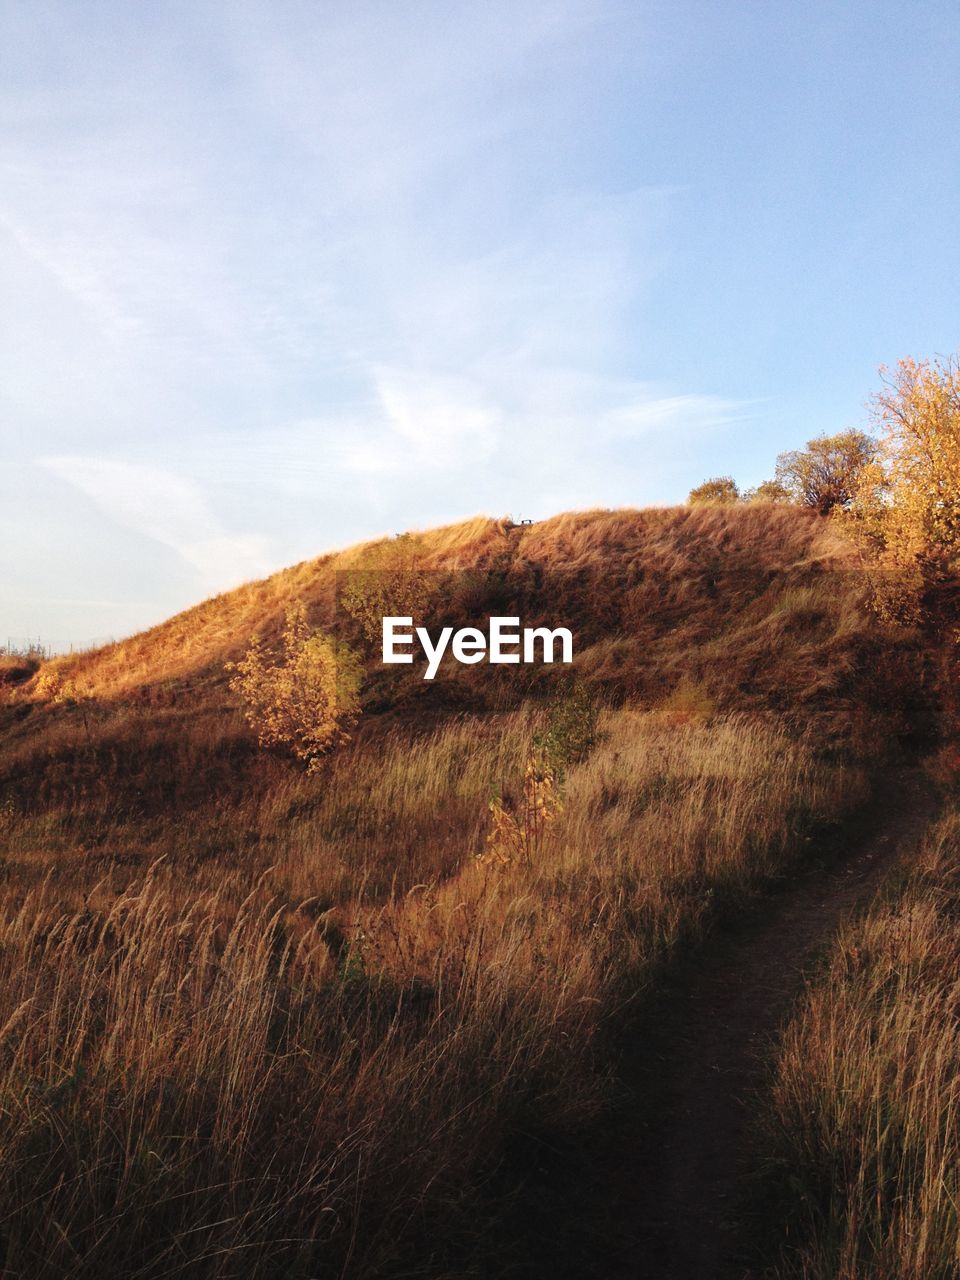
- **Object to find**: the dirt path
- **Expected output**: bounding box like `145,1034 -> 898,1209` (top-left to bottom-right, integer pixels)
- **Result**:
503,767 -> 937,1280
609,766 -> 938,1280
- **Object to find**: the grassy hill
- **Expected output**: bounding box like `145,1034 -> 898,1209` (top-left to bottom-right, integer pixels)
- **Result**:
3,504 -> 873,699
0,503 -> 929,1278
0,504 -> 916,828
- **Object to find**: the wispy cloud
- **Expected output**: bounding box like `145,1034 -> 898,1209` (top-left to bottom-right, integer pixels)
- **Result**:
39,456 -> 273,589
369,367 -> 502,469
3,1 -> 754,647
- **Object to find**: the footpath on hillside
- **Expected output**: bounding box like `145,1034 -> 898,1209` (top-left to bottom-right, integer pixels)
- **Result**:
498,767 -> 937,1280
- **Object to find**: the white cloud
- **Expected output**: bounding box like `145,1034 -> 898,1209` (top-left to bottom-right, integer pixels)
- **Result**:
0,206 -> 138,341
600,393 -> 748,438
219,1 -> 605,212
2,2 -> 756,646
371,366 -> 501,466
38,456 -> 273,589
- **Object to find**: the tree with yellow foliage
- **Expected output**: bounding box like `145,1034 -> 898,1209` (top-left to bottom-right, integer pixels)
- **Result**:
744,478 -> 792,504
868,355 -> 960,565
227,602 -> 361,770
845,356 -> 960,624
688,476 -> 741,506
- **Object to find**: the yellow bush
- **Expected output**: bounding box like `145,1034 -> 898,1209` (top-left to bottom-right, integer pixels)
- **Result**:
871,355 -> 960,566
688,476 -> 740,505
227,602 -> 361,770
655,676 -> 716,726
478,754 -> 561,867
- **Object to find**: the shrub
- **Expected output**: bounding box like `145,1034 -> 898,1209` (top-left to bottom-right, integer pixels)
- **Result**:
861,356 -> 960,566
479,680 -> 599,868
478,755 -> 562,867
33,668 -> 95,741
227,602 -> 361,770
689,477 -> 741,506
840,355 -> 960,627
534,677 -> 601,777
744,479 -> 792,504
655,676 -> 716,726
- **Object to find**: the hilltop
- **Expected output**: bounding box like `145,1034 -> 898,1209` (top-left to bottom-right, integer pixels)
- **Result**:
0,504 -> 916,814
0,504 -> 917,832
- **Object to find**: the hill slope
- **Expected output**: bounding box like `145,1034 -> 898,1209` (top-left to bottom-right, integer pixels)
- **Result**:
0,501 -> 930,1280
0,504 -> 915,830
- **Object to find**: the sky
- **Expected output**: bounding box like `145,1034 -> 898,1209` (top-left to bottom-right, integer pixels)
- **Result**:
2,1 -> 958,651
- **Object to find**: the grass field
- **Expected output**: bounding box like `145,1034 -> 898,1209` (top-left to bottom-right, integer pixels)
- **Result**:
0,503 -> 931,1277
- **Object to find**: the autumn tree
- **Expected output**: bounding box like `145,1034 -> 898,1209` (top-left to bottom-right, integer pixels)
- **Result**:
865,355 -> 960,568
846,355 -> 960,625
775,430 -> 880,515
227,602 -> 361,770
688,476 -> 741,506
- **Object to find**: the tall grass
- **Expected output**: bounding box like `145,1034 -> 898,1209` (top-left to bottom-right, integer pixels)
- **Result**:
0,705 -> 858,1278
0,504 -> 906,1274
758,807 -> 960,1279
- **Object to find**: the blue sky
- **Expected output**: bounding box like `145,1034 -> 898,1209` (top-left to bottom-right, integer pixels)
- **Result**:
2,1 -> 958,650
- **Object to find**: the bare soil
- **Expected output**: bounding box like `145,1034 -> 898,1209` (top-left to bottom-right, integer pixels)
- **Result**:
493,767 -> 937,1280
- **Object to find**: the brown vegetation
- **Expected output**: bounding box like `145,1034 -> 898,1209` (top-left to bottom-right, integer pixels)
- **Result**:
0,703 -> 858,1277
0,501 -> 934,1277
0,504 -> 918,825
758,804 -> 960,1279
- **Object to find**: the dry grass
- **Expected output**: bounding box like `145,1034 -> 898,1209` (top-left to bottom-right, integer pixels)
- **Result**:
0,703 -> 861,1278
6,515 -> 506,703
0,504 -> 916,1276
3,505 -> 862,706
758,806 -> 960,1279
0,505 -> 917,835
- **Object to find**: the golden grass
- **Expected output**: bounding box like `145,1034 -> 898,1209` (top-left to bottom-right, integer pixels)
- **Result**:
0,503 -> 922,1275
0,703 -> 862,1277
759,806 -> 960,1279
0,504 -> 913,840
10,515 -> 505,702
9,505 -> 845,703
